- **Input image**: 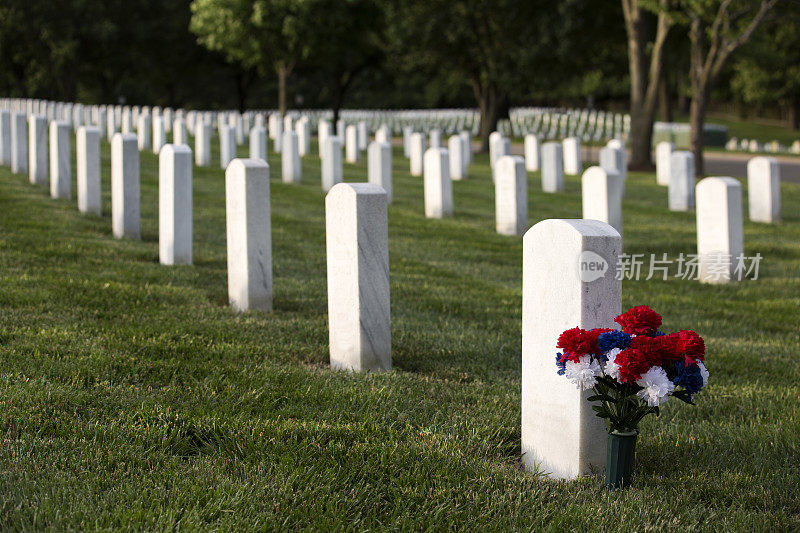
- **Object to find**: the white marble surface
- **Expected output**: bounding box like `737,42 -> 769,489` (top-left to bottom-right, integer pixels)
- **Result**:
522,219 -> 621,479
368,141 -> 392,203
282,130 -> 301,184
173,118 -> 187,146
424,147 -> 452,218
152,116 -> 166,154
563,137 -> 581,175
0,110 -> 10,165
249,126 -> 267,162
220,125 -> 236,169
195,122 -> 211,167
582,166 -> 623,235
696,176 -> 744,284
489,131 -> 502,169
541,142 -> 564,192
226,159 -> 272,312
159,144 -> 193,265
318,119 -> 331,158
459,130 -> 472,166
326,182 -> 391,372
669,151 -> 695,212
524,134 -> 540,172
28,115 -> 48,186
107,109 -> 117,140
296,118 -> 310,156
747,156 -> 780,223
656,141 -> 674,186
137,114 -> 151,151
77,126 -> 101,216
357,121 -> 368,151
111,133 -> 140,239
495,155 -> 527,236
322,136 -> 343,192
409,133 -> 425,176
448,135 -> 465,181
345,125 -> 359,163
49,121 -> 71,199
429,129 -> 442,149
11,112 -> 27,174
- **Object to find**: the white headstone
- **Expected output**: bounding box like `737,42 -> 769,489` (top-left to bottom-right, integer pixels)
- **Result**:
273,120 -> 283,153
489,131 -> 502,169
582,166 -> 623,235
459,131 -> 472,166
107,109 -> 118,140
226,159 -> 272,312
409,132 -> 425,176
495,155 -> 527,236
521,219 -> 621,479
322,136 -> 343,192
49,121 -> 71,199
656,141 -> 674,186
111,133 -> 140,239
173,118 -> 187,146
325,182 -> 391,372
747,156 -> 780,223
669,151 -> 695,212
423,148 -> 452,218
282,130 -> 301,184
368,141 -> 392,203
429,129 -> 442,149
0,110 -> 11,165
345,125 -> 359,163
403,126 -> 412,158
448,135 -> 465,180
77,126 -> 101,216
28,115 -> 48,186
318,119 -> 331,158
152,116 -> 166,154
541,142 -> 564,192
195,122 -> 211,167
563,137 -> 581,175
357,121 -> 368,151
220,125 -> 236,169
696,177 -> 744,284
249,126 -> 267,162
296,118 -> 310,156
524,134 -> 540,172
159,144 -> 193,265
137,114 -> 151,151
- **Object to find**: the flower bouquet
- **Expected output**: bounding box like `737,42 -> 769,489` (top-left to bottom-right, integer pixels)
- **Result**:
555,305 -> 709,488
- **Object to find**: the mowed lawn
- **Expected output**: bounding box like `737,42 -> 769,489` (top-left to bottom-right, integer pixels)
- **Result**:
1,133 -> 799,531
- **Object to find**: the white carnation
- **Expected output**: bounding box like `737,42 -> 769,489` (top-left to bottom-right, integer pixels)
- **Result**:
564,355 -> 602,390
636,366 -> 675,407
697,361 -> 709,387
603,348 -> 622,381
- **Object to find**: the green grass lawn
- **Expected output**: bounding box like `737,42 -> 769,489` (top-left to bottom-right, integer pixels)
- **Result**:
688,113 -> 800,149
1,134 -> 799,530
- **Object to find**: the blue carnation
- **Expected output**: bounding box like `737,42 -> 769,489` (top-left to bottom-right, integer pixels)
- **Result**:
597,330 -> 631,352
555,353 -> 567,375
650,331 -> 666,337
673,361 -> 704,394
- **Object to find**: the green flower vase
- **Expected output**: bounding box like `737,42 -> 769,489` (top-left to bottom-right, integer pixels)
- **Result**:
606,429 -> 638,489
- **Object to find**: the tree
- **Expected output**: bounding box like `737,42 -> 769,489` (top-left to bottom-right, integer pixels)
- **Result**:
730,2 -> 800,130
190,0 -> 312,115
681,0 -> 779,176
621,0 -> 672,169
386,0 -> 558,151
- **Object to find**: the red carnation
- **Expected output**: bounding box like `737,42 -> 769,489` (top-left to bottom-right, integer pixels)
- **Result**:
614,305 -> 662,336
615,348 -> 651,383
556,327 -> 593,362
658,332 -> 683,364
629,335 -> 664,367
678,330 -> 705,365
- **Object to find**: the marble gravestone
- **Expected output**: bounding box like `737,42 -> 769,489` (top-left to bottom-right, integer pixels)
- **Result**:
747,156 -> 780,223
0,110 -> 9,166
696,177 -> 744,284
226,159 -> 272,312
159,144 -> 193,265
173,118 -> 187,146
448,135 -> 465,180
429,129 -> 442,150
11,112 -> 27,174
423,147 -> 452,218
541,142 -> 564,193
459,131 -> 472,166
524,134 -> 540,172
250,126 -> 267,162
220,124 -> 236,169
325,183 -> 391,372
152,116 -> 166,154
582,166 -> 623,235
562,137 -> 581,175
195,122 -> 211,167
137,114 -> 151,151
521,219 -> 621,479
282,130 -> 301,184
656,141 -> 674,186
409,132 -> 425,177
111,133 -> 140,239
77,126 -> 101,216
49,121 -> 71,199
322,136 -> 343,192
345,125 -> 359,163
495,155 -> 527,236
669,151 -> 695,212
368,141 -> 392,203
28,115 -> 48,186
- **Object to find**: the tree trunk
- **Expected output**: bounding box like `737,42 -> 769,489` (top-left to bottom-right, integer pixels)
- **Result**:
474,80 -> 500,153
676,70 -> 689,115
659,71 -> 673,122
234,71 -> 248,113
277,62 -> 288,117
689,87 -> 709,178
